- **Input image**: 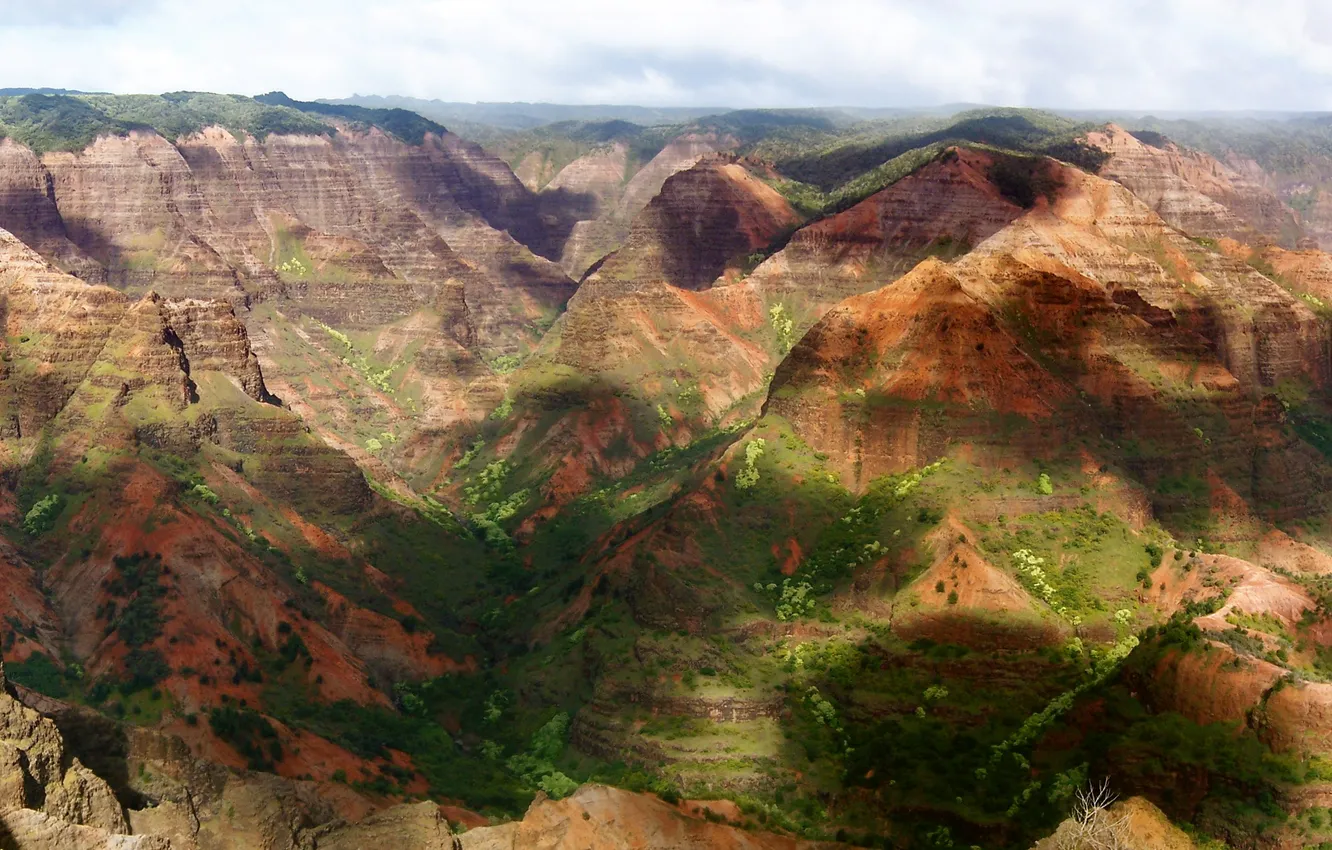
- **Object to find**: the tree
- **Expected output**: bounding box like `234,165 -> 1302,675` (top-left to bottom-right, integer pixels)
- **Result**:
1052,780 -> 1130,850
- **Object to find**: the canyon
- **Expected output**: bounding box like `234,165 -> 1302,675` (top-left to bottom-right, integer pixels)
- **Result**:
4,91 -> 1332,848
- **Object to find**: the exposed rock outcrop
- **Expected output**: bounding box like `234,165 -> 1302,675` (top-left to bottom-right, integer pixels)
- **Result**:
1032,795 -> 1196,850
0,230 -> 275,432
554,132 -> 732,277
0,123 -> 582,369
1087,124 -> 1302,247
0,672 -> 843,850
748,146 -> 1024,307
0,661 -> 140,846
459,784 -> 839,850
766,157 -> 1329,513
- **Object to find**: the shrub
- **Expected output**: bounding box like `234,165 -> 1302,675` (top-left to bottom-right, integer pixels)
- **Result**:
22,494 -> 62,535
106,552 -> 167,647
529,712 -> 570,762
1145,543 -> 1164,568
1036,473 -> 1053,496
988,154 -> 1062,208
123,649 -> 170,691
209,705 -> 283,772
189,484 -> 219,505
769,304 -> 795,352
775,579 -> 816,621
735,439 -> 766,490
538,771 -> 579,799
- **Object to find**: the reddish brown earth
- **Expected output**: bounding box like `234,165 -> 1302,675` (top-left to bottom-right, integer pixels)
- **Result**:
11,101 -> 1332,848
767,158 -> 1328,509
0,121 -> 592,505
504,149 -> 1047,508
458,784 -> 841,850
555,133 -> 736,278
892,519 -> 1060,649
0,224 -> 464,784
1086,124 -> 1302,246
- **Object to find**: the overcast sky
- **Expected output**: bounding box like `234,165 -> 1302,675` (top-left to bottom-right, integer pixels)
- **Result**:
2,0 -> 1331,110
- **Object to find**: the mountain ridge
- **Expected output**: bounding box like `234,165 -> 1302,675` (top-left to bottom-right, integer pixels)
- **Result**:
7,96 -> 1332,848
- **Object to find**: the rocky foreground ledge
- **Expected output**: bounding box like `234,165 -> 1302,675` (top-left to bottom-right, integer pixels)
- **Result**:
0,659 -> 850,849
0,646 -> 1195,850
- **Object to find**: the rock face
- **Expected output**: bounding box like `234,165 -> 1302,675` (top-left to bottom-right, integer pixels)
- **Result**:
0,124 -> 579,360
0,662 -> 148,847
536,148 -> 1027,427
0,661 -> 425,849
0,139 -> 104,282
1086,124 -> 1302,247
767,157 -> 1329,508
0,123 -> 581,489
459,785 -> 838,850
749,147 -> 1024,307
0,673 -> 833,850
315,802 -> 456,849
589,157 -> 800,292
0,229 -> 274,437
546,157 -> 798,381
767,256 -> 1070,487
0,226 -> 456,732
1032,796 -> 1197,850
553,132 -> 732,277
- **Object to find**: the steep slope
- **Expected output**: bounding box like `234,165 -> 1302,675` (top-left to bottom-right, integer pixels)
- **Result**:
0,662 -> 451,849
446,156 -> 802,500
515,148 -> 1332,848
770,157 -> 1328,513
553,133 -> 734,277
746,146 -> 1023,305
0,229 -> 494,791
588,155 -> 797,292
1086,124 -> 1303,247
431,149 -> 1068,554
13,125 -> 576,356
0,659 -> 851,850
14,93 -> 1332,850
766,256 -> 1070,487
0,98 -> 604,508
527,148 -> 1026,430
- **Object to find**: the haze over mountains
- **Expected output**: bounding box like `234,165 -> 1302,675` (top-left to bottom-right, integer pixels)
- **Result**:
10,81 -> 1332,850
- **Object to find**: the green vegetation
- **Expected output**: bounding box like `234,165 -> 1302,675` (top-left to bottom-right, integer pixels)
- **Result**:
209,705 -> 284,772
988,153 -> 1062,208
5,654 -> 75,698
773,580 -> 816,621
769,303 -> 795,353
0,92 -> 331,153
734,439 -> 767,490
765,108 -> 1109,198
22,493 -> 62,535
0,90 -> 443,155
314,320 -> 399,392
255,91 -> 446,145
487,119 -> 676,189
103,552 -> 168,648
5,94 -> 1332,850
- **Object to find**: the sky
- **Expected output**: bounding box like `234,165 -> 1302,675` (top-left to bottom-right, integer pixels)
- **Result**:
2,0 -> 1332,110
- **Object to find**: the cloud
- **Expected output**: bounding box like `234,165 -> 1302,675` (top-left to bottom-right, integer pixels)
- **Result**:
0,0 -> 159,27
0,0 -> 1328,110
